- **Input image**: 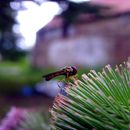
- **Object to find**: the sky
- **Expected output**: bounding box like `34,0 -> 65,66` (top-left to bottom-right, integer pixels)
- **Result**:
12,1 -> 62,50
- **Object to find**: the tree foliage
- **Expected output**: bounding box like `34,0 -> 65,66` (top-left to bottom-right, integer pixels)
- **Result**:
0,0 -> 25,61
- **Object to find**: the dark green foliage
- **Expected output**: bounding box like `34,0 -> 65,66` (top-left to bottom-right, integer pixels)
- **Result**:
0,0 -> 25,61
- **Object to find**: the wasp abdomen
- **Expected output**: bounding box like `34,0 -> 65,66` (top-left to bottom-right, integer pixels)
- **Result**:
43,70 -> 66,81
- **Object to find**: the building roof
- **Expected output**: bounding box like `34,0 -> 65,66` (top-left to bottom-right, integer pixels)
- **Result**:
92,0 -> 130,14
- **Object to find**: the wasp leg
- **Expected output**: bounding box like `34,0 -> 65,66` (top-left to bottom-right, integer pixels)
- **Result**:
57,79 -> 64,88
57,78 -> 67,95
69,74 -> 79,86
66,71 -> 70,82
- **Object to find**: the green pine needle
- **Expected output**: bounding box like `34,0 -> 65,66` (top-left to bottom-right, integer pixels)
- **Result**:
51,63 -> 130,130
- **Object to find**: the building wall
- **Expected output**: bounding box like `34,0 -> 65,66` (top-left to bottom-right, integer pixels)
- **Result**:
31,15 -> 130,68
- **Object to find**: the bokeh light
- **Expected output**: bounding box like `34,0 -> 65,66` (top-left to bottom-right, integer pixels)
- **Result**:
15,1 -> 62,50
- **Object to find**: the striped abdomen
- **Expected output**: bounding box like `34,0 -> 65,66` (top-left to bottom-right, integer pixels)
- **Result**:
43,69 -> 66,81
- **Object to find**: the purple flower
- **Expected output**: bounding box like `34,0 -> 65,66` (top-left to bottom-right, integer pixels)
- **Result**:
0,107 -> 26,130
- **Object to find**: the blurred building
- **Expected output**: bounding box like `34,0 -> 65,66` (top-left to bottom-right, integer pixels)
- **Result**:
31,1 -> 130,68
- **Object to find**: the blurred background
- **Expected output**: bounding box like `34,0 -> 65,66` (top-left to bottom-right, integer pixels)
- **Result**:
0,0 -> 130,122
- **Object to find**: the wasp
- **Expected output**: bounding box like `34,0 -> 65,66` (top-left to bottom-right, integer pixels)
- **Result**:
42,66 -> 78,82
